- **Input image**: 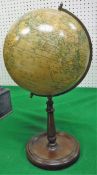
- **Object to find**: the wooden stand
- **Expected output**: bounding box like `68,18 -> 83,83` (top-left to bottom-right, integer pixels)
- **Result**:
26,96 -> 80,170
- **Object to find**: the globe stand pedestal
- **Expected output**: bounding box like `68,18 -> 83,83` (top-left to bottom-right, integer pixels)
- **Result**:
26,97 -> 80,170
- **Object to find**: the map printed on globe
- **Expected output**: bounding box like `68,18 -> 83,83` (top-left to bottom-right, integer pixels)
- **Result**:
3,9 -> 91,96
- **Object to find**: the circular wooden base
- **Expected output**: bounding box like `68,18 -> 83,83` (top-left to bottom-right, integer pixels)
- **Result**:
26,132 -> 80,170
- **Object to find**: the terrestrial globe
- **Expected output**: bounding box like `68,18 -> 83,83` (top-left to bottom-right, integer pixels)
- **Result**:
3,8 -> 92,96
3,6 -> 92,170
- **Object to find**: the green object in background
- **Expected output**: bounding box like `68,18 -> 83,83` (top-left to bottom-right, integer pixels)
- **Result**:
0,86 -> 96,174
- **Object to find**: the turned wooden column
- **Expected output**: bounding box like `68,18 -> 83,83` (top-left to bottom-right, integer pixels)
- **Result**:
46,96 -> 57,148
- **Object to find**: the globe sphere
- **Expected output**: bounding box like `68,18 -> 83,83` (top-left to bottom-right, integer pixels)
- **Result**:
3,9 -> 92,96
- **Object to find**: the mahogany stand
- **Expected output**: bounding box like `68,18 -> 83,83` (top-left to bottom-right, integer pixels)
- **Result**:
26,96 -> 80,170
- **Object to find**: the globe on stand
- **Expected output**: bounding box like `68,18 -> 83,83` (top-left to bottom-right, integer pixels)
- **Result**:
3,3 -> 92,170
